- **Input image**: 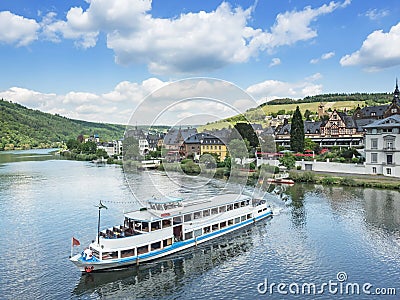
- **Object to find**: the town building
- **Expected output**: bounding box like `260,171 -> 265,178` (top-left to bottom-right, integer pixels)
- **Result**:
162,127 -> 197,159
353,80 -> 400,120
275,109 -> 367,149
363,114 -> 400,177
97,140 -> 123,157
183,133 -> 228,161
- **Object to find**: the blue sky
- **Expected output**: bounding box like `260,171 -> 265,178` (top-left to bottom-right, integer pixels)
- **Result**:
0,0 -> 399,124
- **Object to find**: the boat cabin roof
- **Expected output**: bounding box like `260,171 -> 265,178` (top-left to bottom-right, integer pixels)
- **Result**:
124,193 -> 251,222
148,196 -> 183,204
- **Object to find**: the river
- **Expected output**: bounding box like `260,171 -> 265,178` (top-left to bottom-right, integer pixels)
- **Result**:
0,149 -> 399,299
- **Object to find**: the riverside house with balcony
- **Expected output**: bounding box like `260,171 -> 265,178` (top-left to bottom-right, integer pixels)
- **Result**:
363,115 -> 400,177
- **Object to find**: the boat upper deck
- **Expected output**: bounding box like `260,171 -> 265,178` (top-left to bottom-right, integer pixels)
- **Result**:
124,193 -> 251,222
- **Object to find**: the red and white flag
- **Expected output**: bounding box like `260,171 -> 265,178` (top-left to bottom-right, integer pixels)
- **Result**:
72,237 -> 80,246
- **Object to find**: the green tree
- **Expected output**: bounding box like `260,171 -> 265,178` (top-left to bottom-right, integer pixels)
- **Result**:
304,109 -> 312,121
304,138 -> 316,151
200,153 -> 219,169
66,138 -> 80,150
232,123 -> 259,148
96,148 -> 109,158
279,152 -> 296,170
290,106 -> 304,153
80,141 -> 97,154
228,139 -> 249,165
123,136 -> 141,160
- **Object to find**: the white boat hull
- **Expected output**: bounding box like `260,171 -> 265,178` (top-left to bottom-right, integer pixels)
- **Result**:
70,209 -> 272,272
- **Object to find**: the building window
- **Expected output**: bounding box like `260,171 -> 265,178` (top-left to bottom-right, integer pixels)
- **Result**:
386,141 -> 393,150
387,168 -> 392,175
372,167 -> 377,174
387,154 -> 393,165
371,153 -> 378,163
371,139 -> 378,149
391,108 -> 397,113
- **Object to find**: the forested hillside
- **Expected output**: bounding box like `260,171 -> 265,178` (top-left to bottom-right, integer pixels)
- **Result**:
0,99 -> 125,150
263,92 -> 392,106
199,92 -> 393,131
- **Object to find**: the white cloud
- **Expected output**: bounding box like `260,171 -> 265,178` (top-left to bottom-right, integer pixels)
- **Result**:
0,11 -> 39,46
246,74 -> 323,101
365,9 -> 389,21
269,58 -> 281,67
0,77 -> 258,125
321,51 -> 335,60
0,78 -> 167,124
36,0 -> 349,74
340,22 -> 400,71
310,51 -> 335,64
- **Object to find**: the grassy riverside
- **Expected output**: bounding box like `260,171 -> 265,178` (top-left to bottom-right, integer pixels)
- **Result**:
289,170 -> 400,190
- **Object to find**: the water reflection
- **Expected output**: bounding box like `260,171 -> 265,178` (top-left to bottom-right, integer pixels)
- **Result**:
0,148 -> 60,165
285,184 -> 308,228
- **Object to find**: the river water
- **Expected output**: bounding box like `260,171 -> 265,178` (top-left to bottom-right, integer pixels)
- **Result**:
0,149 -> 399,299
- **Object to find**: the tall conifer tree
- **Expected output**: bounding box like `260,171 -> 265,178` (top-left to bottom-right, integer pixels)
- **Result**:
290,106 -> 304,153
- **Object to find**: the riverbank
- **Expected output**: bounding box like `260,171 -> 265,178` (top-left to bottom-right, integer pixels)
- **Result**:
289,170 -> 400,190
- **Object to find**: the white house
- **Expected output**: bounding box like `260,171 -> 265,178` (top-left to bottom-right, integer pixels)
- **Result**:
363,115 -> 400,177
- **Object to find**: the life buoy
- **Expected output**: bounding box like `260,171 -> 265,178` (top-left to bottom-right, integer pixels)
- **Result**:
85,266 -> 94,273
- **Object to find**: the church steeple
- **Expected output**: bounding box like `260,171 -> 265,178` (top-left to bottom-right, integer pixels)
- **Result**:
393,78 -> 399,104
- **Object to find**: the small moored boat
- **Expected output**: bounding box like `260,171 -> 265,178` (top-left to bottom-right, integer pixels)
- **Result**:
70,193 -> 273,272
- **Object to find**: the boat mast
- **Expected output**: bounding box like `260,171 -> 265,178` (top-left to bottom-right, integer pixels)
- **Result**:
96,200 -> 108,245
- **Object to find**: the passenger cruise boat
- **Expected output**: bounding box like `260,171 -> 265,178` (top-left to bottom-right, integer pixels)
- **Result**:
70,193 -> 273,272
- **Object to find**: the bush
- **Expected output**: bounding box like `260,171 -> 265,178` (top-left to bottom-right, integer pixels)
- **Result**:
301,171 -> 316,183
339,177 -> 356,186
321,176 -> 336,185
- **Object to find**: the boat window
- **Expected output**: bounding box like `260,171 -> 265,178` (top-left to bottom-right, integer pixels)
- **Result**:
137,245 -> 149,255
228,219 -> 234,226
163,238 -> 172,247
258,209 -> 262,213
184,231 -> 193,240
212,224 -> 219,231
211,207 -> 218,215
102,251 -> 117,260
121,248 -> 135,258
234,217 -> 240,224
241,216 -> 246,222
142,222 -> 149,232
151,241 -> 161,251
151,221 -> 161,231
193,211 -> 202,219
220,221 -> 227,228
247,214 -> 252,220
90,247 -> 100,259
194,229 -> 202,237
173,216 -> 182,225
240,201 -> 245,207
219,206 -> 226,213
234,203 -> 239,209
162,219 -> 172,228
203,226 -> 211,234
184,214 -> 192,222
157,204 -> 163,210
227,204 -> 233,211
134,221 -> 142,230
246,199 -> 250,205
203,209 -> 210,217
